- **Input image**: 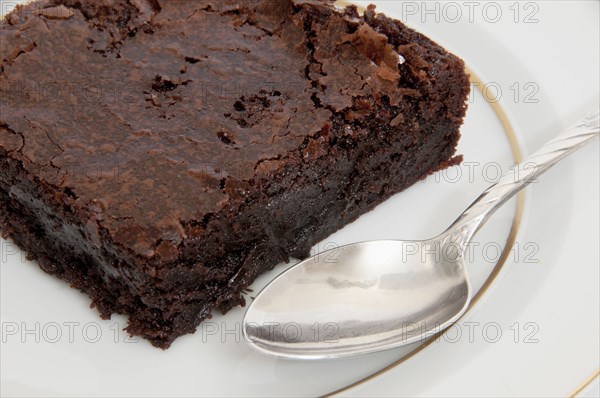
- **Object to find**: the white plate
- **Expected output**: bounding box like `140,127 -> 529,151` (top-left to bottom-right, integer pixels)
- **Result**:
1,1 -> 598,397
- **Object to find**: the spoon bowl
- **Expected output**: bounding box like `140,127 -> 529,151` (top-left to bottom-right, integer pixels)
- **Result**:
243,239 -> 471,359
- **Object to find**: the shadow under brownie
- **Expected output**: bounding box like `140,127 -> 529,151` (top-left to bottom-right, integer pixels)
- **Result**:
0,0 -> 469,348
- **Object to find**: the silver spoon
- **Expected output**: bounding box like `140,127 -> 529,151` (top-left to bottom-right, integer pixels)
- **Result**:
242,108 -> 599,359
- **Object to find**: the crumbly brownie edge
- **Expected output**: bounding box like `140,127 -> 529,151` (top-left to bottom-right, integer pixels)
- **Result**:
0,102 -> 464,348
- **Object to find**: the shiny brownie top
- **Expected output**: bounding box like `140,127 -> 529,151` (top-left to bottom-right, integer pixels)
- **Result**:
1,0 -> 425,257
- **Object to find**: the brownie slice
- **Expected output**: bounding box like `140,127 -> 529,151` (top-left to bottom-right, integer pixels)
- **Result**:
0,0 -> 469,348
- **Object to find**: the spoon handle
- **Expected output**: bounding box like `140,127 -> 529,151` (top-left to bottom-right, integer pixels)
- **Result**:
447,107 -> 599,244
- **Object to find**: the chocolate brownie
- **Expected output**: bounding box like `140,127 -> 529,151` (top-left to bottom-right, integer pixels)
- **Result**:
0,0 -> 469,348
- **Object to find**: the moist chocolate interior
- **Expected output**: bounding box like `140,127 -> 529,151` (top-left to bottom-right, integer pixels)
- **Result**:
0,0 -> 469,347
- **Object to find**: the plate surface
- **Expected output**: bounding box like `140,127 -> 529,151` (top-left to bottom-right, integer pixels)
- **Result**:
1,1 -> 598,397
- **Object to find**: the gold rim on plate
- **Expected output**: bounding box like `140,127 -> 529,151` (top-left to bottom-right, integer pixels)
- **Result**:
568,369 -> 600,398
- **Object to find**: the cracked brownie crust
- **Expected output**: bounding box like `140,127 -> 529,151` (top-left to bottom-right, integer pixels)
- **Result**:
0,0 -> 469,347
